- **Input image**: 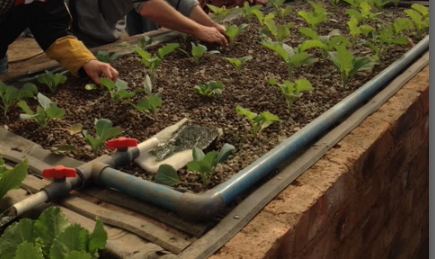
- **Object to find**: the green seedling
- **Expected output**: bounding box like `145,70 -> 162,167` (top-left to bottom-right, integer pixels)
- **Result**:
136,35 -> 153,49
101,78 -> 135,103
298,27 -> 350,59
82,118 -> 123,155
341,0 -> 364,8
371,0 -> 391,11
297,1 -> 328,30
345,2 -> 382,24
236,105 -> 280,137
0,206 -> 107,259
268,0 -> 292,17
393,17 -> 415,36
95,50 -> 122,63
268,78 -> 313,114
154,143 -> 235,186
404,4 -> 429,37
18,92 -> 65,127
135,43 -> 179,83
225,23 -> 248,46
0,156 -> 27,200
194,81 -> 224,98
261,41 -> 317,80
37,70 -> 67,93
0,81 -> 37,117
329,0 -> 341,10
235,2 -> 263,22
328,45 -> 377,89
260,14 -> 294,42
179,42 -> 220,64
347,16 -> 374,46
364,24 -> 409,61
206,4 -> 232,23
129,74 -> 162,120
223,55 -> 252,74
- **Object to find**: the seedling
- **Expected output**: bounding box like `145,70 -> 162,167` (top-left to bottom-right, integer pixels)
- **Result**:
268,78 -> 313,114
102,78 -> 135,103
345,2 -> 382,24
136,35 -> 153,49
297,1 -> 328,30
179,42 -> 220,64
194,81 -> 224,98
393,18 -> 415,36
364,24 -> 409,61
235,2 -> 263,22
261,41 -> 317,80
95,50 -> 122,63
154,143 -> 235,186
0,206 -> 107,259
261,14 -> 294,42
328,45 -> 377,89
347,16 -> 374,46
37,70 -> 67,93
18,92 -> 66,127
206,4 -> 232,23
0,156 -> 27,200
298,27 -> 350,59
82,118 -> 123,155
404,4 -> 429,37
225,23 -> 248,46
223,55 -> 252,74
236,105 -> 280,137
0,81 -> 37,117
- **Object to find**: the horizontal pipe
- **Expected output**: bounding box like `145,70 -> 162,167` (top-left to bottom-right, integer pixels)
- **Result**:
13,191 -> 49,216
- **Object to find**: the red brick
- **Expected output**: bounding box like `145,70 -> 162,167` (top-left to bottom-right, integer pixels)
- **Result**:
337,231 -> 363,259
334,197 -> 363,241
296,226 -> 339,259
360,205 -> 387,245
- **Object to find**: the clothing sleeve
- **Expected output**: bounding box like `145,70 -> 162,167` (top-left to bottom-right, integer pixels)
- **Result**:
133,0 -> 199,17
45,35 -> 96,77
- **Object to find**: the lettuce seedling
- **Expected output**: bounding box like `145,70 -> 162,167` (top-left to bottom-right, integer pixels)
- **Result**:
404,4 -> 429,37
154,143 -> 235,186
18,92 -> 66,127
297,1 -> 328,30
179,42 -> 220,64
261,41 -> 317,80
345,2 -> 382,24
0,156 -> 27,200
130,94 -> 162,120
364,24 -> 409,61
235,2 -> 263,22
136,35 -> 153,49
225,23 -> 248,46
95,50 -> 122,63
236,106 -> 280,137
100,78 -> 136,103
328,45 -> 377,89
194,81 -> 224,98
0,81 -> 37,117
347,16 -> 374,46
206,4 -> 232,23
0,206 -> 107,259
268,78 -> 313,114
82,118 -> 123,155
223,55 -> 252,74
298,27 -> 350,59
37,70 -> 67,93
261,14 -> 294,42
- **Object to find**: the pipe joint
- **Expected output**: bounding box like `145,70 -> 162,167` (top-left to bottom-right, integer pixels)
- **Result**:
41,179 -> 73,201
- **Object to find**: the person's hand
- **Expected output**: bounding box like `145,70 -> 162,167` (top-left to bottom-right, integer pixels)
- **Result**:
82,60 -> 119,86
194,26 -> 228,46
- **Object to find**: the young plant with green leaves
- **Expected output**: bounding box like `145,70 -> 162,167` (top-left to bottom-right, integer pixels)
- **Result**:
206,4 -> 233,23
268,78 -> 313,114
179,42 -> 220,64
347,16 -> 374,46
136,35 -> 153,49
154,143 -> 235,186
129,75 -> 162,120
329,0 -> 341,10
225,23 -> 248,46
328,45 -> 377,89
404,4 -> 429,38
37,70 -> 67,93
260,14 -> 294,42
392,17 -> 415,37
297,27 -> 350,59
236,106 -> 280,137
0,156 -> 27,200
0,81 -> 37,117
223,55 -> 252,74
0,206 -> 107,259
371,0 -> 391,12
18,92 -> 66,127
194,80 -> 224,98
297,1 -> 328,30
261,41 -> 318,80
135,43 -> 179,83
364,24 -> 409,61
235,2 -> 263,22
97,78 -> 136,103
82,118 -> 123,155
95,50 -> 123,63
345,1 -> 382,24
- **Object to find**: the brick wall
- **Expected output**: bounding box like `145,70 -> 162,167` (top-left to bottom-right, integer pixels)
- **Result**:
212,65 -> 429,259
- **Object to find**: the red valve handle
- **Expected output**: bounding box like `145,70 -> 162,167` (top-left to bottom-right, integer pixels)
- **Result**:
42,165 -> 76,179
106,137 -> 138,149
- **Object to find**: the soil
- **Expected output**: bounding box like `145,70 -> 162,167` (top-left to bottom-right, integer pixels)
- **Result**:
0,0 -> 427,193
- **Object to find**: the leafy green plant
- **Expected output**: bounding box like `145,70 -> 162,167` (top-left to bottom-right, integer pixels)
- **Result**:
347,16 -> 374,46
328,45 -> 377,89
37,70 -> 67,93
223,55 -> 252,74
136,35 -> 153,49
128,75 -> 162,120
393,17 -> 415,36
341,0 -> 364,8
364,24 -> 409,61
261,41 -> 317,80
268,78 -> 313,114
0,156 -> 27,200
345,2 -> 381,24
0,206 -> 107,259
329,0 -> 341,10
235,106 -> 280,137
297,1 -> 328,30
260,14 -> 294,42
135,43 -> 179,83
0,81 -> 37,117
235,2 -> 263,22
100,78 -> 136,103
154,143 -> 235,186
298,27 -> 350,59
18,92 -> 65,127
95,50 -> 122,63
404,4 -> 429,37
194,81 -> 224,98
371,0 -> 391,11
206,4 -> 232,23
82,118 -> 123,155
179,42 -> 220,64
225,24 -> 248,46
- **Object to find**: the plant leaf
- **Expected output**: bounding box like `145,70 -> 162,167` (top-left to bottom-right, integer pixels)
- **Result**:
0,159 -> 28,199
155,164 -> 181,186
0,219 -> 36,259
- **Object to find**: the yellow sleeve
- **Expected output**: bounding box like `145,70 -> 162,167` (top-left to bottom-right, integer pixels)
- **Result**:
45,36 -> 96,77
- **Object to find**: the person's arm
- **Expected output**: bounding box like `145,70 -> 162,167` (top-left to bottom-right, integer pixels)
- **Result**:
138,0 -> 228,45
